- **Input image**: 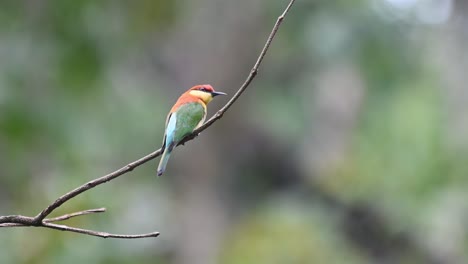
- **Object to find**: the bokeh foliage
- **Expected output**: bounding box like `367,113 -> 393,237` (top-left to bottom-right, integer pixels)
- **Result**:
1,0 -> 467,264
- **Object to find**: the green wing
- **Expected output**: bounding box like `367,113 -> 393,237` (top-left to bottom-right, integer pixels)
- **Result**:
173,102 -> 205,143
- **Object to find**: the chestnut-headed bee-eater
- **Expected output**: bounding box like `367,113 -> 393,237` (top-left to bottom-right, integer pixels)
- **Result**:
157,84 -> 226,176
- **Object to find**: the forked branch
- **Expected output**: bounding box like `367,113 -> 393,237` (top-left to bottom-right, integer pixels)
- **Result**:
0,0 -> 296,239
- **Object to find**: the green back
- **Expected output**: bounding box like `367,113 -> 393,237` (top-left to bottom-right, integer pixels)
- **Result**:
173,102 -> 205,143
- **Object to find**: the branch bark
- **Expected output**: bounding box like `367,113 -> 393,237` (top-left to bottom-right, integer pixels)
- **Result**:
0,0 -> 296,239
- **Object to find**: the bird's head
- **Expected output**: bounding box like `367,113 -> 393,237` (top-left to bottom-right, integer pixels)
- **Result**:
188,84 -> 226,104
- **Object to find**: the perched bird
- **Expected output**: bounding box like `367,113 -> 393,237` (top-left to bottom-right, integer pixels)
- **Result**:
157,84 -> 226,176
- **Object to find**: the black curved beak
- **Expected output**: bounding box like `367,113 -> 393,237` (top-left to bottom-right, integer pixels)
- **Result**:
211,91 -> 227,97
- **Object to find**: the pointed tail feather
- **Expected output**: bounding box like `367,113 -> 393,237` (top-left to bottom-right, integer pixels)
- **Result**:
157,148 -> 172,176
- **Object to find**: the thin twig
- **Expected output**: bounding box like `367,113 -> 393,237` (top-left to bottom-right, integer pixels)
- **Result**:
0,0 -> 296,238
42,222 -> 160,239
185,0 -> 297,137
34,150 -> 162,223
44,208 -> 106,223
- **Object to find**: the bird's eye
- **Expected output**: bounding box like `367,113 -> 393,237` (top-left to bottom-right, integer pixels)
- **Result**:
200,87 -> 208,92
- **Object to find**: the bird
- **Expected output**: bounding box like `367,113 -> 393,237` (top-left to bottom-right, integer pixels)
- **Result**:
157,84 -> 226,176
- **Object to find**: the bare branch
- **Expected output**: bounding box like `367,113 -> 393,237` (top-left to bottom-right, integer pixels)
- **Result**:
184,0 -> 297,136
0,223 -> 28,228
34,150 -> 162,223
44,208 -> 106,223
42,222 -> 160,239
0,215 -> 36,227
0,0 -> 296,238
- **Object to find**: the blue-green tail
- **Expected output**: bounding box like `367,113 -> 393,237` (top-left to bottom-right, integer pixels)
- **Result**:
157,148 -> 172,176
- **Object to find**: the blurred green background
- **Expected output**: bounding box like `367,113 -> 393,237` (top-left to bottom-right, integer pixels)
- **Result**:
1,0 -> 468,263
